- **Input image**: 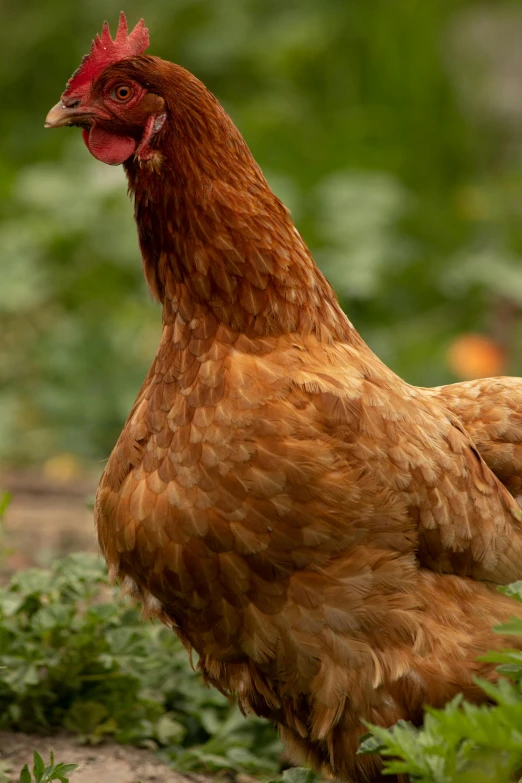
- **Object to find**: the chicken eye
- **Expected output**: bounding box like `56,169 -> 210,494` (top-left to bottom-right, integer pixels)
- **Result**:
111,84 -> 133,102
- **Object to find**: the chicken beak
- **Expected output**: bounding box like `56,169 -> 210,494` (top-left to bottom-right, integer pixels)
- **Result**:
45,101 -> 90,129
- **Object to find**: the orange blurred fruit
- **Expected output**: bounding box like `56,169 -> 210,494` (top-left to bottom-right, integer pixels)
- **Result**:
447,333 -> 506,380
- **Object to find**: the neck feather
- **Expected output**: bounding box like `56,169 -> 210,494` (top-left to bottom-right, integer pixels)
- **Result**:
124,67 -> 354,342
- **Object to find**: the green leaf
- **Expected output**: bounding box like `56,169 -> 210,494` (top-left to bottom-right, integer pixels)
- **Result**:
46,762 -> 78,782
357,732 -> 388,755
498,582 -> 522,603
0,492 -> 11,518
51,764 -> 78,775
494,617 -> 522,636
282,768 -> 319,783
32,751 -> 44,781
19,766 -> 31,783
155,713 -> 185,745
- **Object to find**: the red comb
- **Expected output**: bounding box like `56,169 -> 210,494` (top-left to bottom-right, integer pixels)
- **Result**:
63,12 -> 149,98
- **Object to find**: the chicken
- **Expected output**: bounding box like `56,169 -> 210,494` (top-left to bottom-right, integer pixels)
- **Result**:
45,15 -> 522,782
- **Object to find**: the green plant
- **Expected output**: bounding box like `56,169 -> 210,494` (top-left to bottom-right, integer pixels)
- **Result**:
0,493 -> 10,519
0,492 -> 11,559
18,752 -> 77,783
267,768 -> 320,783
0,552 -> 280,777
358,581 -> 522,782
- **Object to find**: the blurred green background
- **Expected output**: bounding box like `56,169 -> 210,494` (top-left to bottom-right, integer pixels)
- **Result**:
2,0 -> 522,469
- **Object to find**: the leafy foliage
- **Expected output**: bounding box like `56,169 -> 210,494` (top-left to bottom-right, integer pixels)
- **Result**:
267,769 -> 320,783
18,752 -> 77,783
0,553 -> 280,777
358,583 -> 522,781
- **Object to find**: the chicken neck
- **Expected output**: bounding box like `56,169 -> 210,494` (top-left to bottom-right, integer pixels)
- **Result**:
123,85 -> 357,344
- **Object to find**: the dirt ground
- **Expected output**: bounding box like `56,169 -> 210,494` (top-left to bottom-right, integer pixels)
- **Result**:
0,731 -> 216,783
0,468 -> 100,579
0,470 -> 228,783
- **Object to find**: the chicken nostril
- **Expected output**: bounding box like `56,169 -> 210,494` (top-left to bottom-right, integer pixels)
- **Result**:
64,98 -> 81,109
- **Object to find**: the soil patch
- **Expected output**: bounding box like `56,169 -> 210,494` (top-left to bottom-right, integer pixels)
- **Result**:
0,730 -> 215,783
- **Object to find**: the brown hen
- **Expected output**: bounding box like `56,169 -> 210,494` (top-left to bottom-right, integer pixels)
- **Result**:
45,14 -> 522,782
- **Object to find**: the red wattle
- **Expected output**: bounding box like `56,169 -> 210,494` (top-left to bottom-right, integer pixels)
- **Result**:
82,126 -> 137,166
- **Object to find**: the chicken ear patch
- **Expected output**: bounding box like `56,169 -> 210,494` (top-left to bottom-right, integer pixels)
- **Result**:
82,126 -> 137,166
